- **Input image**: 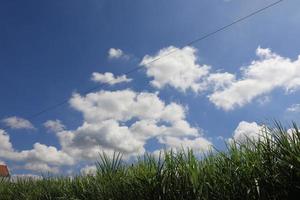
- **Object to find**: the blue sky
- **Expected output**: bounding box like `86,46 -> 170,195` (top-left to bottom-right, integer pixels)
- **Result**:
1,0 -> 300,175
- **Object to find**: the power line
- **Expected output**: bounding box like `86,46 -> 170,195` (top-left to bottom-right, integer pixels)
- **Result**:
2,0 -> 284,127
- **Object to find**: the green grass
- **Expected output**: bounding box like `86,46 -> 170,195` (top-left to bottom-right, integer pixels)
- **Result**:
1,122 -> 300,200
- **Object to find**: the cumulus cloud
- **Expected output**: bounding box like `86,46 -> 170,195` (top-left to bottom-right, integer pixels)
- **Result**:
24,163 -> 59,174
55,89 -> 200,161
140,46 -> 300,110
1,88 -> 206,174
287,104 -> 300,113
140,46 -> 210,93
44,120 -> 65,132
69,90 -> 188,124
208,47 -> 300,110
231,121 -> 265,144
0,142 -> 74,167
91,72 -> 132,85
256,96 -> 271,105
2,116 -> 35,130
231,121 -> 300,146
205,72 -> 236,92
80,165 -> 97,176
158,136 -> 212,152
108,48 -> 128,60
0,129 -> 74,174
11,174 -> 43,181
19,143 -> 74,166
0,129 -> 13,152
1,87 -> 212,174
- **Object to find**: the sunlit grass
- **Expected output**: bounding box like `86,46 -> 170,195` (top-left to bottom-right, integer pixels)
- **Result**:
1,122 -> 300,199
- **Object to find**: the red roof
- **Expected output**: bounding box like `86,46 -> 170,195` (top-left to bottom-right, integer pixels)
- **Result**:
0,165 -> 10,177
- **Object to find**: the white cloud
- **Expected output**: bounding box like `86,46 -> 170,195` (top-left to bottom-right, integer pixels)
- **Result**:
108,48 -> 128,60
287,104 -> 300,113
256,96 -> 271,105
0,129 -> 13,152
24,163 -> 59,174
2,116 -> 35,130
206,72 -> 236,91
0,142 -> 74,167
0,129 -> 74,173
69,90 -> 189,124
287,128 -> 300,141
64,120 -> 145,155
140,46 -> 210,93
91,72 -> 132,85
19,143 -> 74,166
231,121 -> 265,144
56,89 -> 200,161
0,88 -> 210,173
140,46 -> 300,110
11,174 -> 43,182
158,136 -> 213,153
208,47 -> 300,110
44,120 -> 65,132
80,165 -> 97,176
232,121 -> 300,146
0,89 -> 205,173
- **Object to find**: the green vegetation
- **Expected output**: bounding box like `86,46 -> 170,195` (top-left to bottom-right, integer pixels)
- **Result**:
1,122 -> 300,200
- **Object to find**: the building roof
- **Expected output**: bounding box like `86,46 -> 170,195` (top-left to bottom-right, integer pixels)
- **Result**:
0,165 -> 10,177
